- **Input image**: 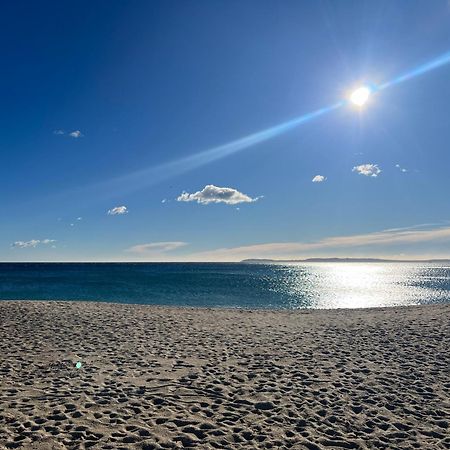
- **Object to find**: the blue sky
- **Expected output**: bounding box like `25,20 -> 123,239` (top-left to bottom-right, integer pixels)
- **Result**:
2,0 -> 450,261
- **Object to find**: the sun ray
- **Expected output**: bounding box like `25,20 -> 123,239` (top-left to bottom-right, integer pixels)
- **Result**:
379,50 -> 450,90
73,48 -> 450,200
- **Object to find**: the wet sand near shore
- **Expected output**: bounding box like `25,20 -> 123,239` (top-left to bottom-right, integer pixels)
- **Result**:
0,301 -> 449,449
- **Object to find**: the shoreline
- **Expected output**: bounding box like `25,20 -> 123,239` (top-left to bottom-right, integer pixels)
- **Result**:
1,301 -> 449,449
0,298 -> 448,312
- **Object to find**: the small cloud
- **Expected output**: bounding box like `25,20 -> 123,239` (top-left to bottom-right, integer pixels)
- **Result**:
12,239 -> 55,249
161,199 -> 167,204
312,175 -> 326,183
395,164 -> 408,173
41,239 -> 56,245
69,130 -> 83,138
107,206 -> 128,215
352,163 -> 381,177
70,223 -> 74,227
12,240 -> 40,249
177,184 -> 261,205
77,217 -> 82,221
54,129 -> 83,138
127,241 -> 188,254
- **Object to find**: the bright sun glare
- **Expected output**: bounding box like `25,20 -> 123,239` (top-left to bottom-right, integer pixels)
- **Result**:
350,86 -> 371,106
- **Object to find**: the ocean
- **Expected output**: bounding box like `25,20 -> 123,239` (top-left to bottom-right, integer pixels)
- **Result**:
0,262 -> 449,309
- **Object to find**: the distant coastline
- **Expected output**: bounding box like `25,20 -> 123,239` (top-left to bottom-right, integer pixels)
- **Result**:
241,257 -> 450,264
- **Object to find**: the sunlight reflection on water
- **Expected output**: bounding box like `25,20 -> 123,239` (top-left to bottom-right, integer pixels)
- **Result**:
275,263 -> 450,309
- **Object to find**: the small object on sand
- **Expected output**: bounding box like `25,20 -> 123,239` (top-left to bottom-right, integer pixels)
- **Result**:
75,361 -> 82,369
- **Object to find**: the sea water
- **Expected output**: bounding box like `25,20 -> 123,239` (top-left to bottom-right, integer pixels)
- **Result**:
0,262 -> 449,309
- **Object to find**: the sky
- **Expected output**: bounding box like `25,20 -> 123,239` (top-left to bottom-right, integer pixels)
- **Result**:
2,0 -> 450,262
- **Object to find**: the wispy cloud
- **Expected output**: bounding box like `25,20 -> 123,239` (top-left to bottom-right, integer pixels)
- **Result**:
12,239 -> 56,249
53,130 -> 84,138
107,206 -> 128,215
40,239 -> 55,244
126,241 -> 188,254
179,224 -> 450,261
177,185 -> 261,205
312,175 -> 326,183
352,164 -> 381,177
395,164 -> 408,173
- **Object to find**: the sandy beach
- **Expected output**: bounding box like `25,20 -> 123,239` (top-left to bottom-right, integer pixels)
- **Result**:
0,301 -> 449,449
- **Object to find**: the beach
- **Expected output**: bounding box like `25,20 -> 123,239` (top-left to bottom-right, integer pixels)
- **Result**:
0,301 -> 449,449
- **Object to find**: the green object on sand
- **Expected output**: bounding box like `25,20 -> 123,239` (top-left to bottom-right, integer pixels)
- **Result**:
75,361 -> 82,369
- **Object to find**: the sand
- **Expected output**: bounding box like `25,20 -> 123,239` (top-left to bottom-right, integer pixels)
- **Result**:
0,301 -> 449,450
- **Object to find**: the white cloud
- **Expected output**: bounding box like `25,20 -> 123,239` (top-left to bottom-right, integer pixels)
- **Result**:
108,206 -> 128,215
53,129 -> 83,138
12,239 -> 56,249
77,217 -> 82,221
312,175 -> 326,183
395,164 -> 408,173
352,164 -> 381,177
161,199 -> 167,204
127,241 -> 188,254
177,185 -> 261,205
41,239 -> 56,244
12,240 -> 40,249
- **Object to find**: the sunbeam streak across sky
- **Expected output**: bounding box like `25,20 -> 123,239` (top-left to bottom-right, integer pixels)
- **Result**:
379,50 -> 450,90
91,102 -> 344,197
89,48 -> 450,199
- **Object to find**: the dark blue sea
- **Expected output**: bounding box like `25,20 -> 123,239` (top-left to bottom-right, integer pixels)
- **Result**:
1,262 -> 450,309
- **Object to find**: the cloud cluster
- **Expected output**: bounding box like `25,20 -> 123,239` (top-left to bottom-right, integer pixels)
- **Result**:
312,175 -> 326,183
12,239 -> 55,249
127,242 -> 187,254
53,129 -> 83,138
177,185 -> 260,205
352,164 -> 381,177
395,164 -> 408,173
108,206 -> 128,215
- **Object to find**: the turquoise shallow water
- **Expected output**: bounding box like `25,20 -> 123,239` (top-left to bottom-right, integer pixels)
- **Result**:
0,262 -> 449,309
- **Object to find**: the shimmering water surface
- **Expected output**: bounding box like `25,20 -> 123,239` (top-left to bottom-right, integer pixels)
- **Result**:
0,262 -> 449,309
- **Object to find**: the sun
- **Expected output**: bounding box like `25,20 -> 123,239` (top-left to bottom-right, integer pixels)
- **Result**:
350,86 -> 371,106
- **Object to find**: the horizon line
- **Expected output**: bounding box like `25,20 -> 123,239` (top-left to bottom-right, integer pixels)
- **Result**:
1,257 -> 450,264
